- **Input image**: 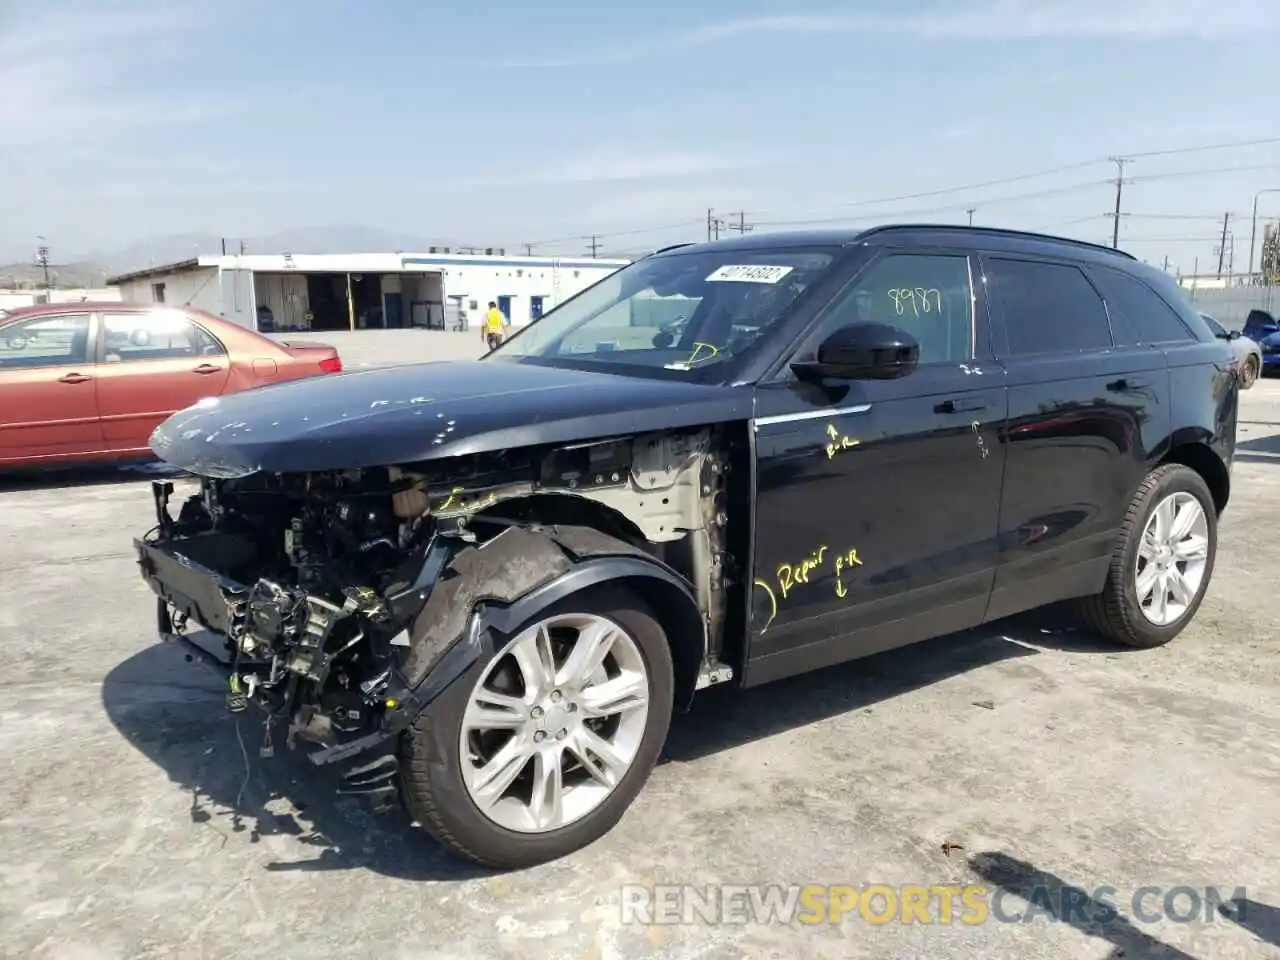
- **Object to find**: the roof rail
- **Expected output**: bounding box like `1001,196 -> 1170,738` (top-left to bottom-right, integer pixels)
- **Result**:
857,224 -> 1137,260
652,242 -> 697,255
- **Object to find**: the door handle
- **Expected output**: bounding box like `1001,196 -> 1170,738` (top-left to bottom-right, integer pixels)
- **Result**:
192,363 -> 222,374
935,397 -> 988,414
1107,378 -> 1148,392
57,372 -> 91,384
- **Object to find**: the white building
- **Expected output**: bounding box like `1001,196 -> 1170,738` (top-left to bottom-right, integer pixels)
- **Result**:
0,287 -> 121,312
106,251 -> 631,333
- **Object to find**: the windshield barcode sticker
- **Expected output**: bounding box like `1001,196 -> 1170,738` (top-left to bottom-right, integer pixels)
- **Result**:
705,264 -> 794,284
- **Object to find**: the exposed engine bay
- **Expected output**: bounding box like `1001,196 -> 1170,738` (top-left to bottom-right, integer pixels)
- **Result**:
135,426 -> 743,804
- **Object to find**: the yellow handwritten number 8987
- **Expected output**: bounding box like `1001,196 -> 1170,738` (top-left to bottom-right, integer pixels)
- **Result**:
888,288 -> 942,317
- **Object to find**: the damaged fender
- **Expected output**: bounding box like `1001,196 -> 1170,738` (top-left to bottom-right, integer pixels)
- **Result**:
394,524 -> 708,726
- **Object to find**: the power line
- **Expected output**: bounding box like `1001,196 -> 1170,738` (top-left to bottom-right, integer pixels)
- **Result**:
1123,136 -> 1280,159
754,179 -> 1113,228
520,137 -> 1280,248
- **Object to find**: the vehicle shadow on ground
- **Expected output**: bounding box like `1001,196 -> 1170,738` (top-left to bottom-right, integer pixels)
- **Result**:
968,851 -> 1200,959
0,461 -> 185,492
100,611 -> 1118,883
1233,432 -> 1280,464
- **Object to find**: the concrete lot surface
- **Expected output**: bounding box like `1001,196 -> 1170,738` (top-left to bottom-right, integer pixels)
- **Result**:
2,352 -> 1279,959
272,329 -> 488,368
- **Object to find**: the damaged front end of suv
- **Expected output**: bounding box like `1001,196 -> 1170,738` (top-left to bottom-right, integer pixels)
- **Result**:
134,383 -> 749,864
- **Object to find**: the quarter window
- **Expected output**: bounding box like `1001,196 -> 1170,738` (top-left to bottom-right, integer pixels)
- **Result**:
103,312 -> 226,362
986,258 -> 1113,355
0,314 -> 91,369
811,253 -> 975,364
1088,266 -> 1193,345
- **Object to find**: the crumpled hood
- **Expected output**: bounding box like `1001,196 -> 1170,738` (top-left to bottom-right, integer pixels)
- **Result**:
149,359 -> 750,477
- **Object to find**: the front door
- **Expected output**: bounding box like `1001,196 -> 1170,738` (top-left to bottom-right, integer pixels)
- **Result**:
497,295 -> 513,324
0,311 -> 102,465
94,311 -> 232,449
747,249 -> 1008,685
530,295 -> 545,323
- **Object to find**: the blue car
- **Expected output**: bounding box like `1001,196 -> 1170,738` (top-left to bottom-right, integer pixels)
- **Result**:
1242,309 -> 1280,375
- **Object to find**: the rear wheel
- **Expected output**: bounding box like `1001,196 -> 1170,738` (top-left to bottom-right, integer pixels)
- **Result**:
1075,464 -> 1217,648
400,585 -> 674,869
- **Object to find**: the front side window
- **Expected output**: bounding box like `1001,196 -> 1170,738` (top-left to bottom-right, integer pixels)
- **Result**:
103,312 -> 225,362
806,253 -> 975,364
485,248 -> 841,376
0,314 -> 90,369
986,258 -> 1113,356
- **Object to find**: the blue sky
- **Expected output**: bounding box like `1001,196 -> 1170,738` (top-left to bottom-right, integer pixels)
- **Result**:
3,0 -> 1279,273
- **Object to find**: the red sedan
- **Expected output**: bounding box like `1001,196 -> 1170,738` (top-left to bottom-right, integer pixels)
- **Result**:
0,302 -> 342,469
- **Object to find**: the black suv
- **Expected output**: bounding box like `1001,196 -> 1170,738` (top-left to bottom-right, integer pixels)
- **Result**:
135,225 -> 1238,869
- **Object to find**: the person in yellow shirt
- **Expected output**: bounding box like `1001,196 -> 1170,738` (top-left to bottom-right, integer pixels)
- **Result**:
482,301 -> 507,350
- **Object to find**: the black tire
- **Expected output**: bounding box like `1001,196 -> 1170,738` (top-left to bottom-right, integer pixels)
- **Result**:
399,584 -> 675,870
1241,355 -> 1259,389
1074,463 -> 1217,648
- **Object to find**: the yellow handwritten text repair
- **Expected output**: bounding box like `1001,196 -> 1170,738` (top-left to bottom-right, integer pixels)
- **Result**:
888,287 -> 943,317
775,544 -> 863,600
825,422 -> 860,459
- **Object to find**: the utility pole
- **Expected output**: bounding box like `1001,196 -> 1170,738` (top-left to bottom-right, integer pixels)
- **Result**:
585,235 -> 600,258
524,243 -> 534,256
726,211 -> 753,234
1216,212 -> 1231,278
1162,255 -> 1170,273
966,207 -> 976,226
1107,156 -> 1130,248
34,238 -> 50,299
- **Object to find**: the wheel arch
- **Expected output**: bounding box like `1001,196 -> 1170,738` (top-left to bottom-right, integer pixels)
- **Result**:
399,524 -> 707,719
1156,439 -> 1229,516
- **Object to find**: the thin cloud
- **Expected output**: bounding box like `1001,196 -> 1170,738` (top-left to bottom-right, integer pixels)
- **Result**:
532,148 -> 767,185
485,0 -> 1279,68
0,1 -> 221,146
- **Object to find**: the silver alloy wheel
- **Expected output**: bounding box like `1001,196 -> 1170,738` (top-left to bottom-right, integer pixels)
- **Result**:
458,612 -> 651,834
1134,491 -> 1210,626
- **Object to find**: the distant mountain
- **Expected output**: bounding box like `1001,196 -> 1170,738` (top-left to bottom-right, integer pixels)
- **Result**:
0,224 -> 468,287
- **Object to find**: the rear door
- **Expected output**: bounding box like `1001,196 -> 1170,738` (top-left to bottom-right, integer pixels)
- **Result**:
0,311 -> 103,464
980,254 -> 1169,621
93,310 -> 232,449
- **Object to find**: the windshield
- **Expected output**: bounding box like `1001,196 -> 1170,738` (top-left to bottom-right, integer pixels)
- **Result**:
485,247 -> 840,376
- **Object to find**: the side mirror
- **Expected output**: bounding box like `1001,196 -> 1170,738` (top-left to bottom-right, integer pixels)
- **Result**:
1228,329 -> 1241,340
791,322 -> 920,382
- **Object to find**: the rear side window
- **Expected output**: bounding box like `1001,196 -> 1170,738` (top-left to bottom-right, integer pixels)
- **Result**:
1089,267 -> 1193,345
985,258 -> 1113,356
103,312 -> 226,362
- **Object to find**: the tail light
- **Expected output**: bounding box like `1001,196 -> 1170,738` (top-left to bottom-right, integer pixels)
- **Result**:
319,356 -> 343,374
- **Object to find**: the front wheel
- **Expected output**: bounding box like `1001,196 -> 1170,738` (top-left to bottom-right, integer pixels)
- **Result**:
1075,463 -> 1217,648
400,584 -> 675,869
1240,355 -> 1259,389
